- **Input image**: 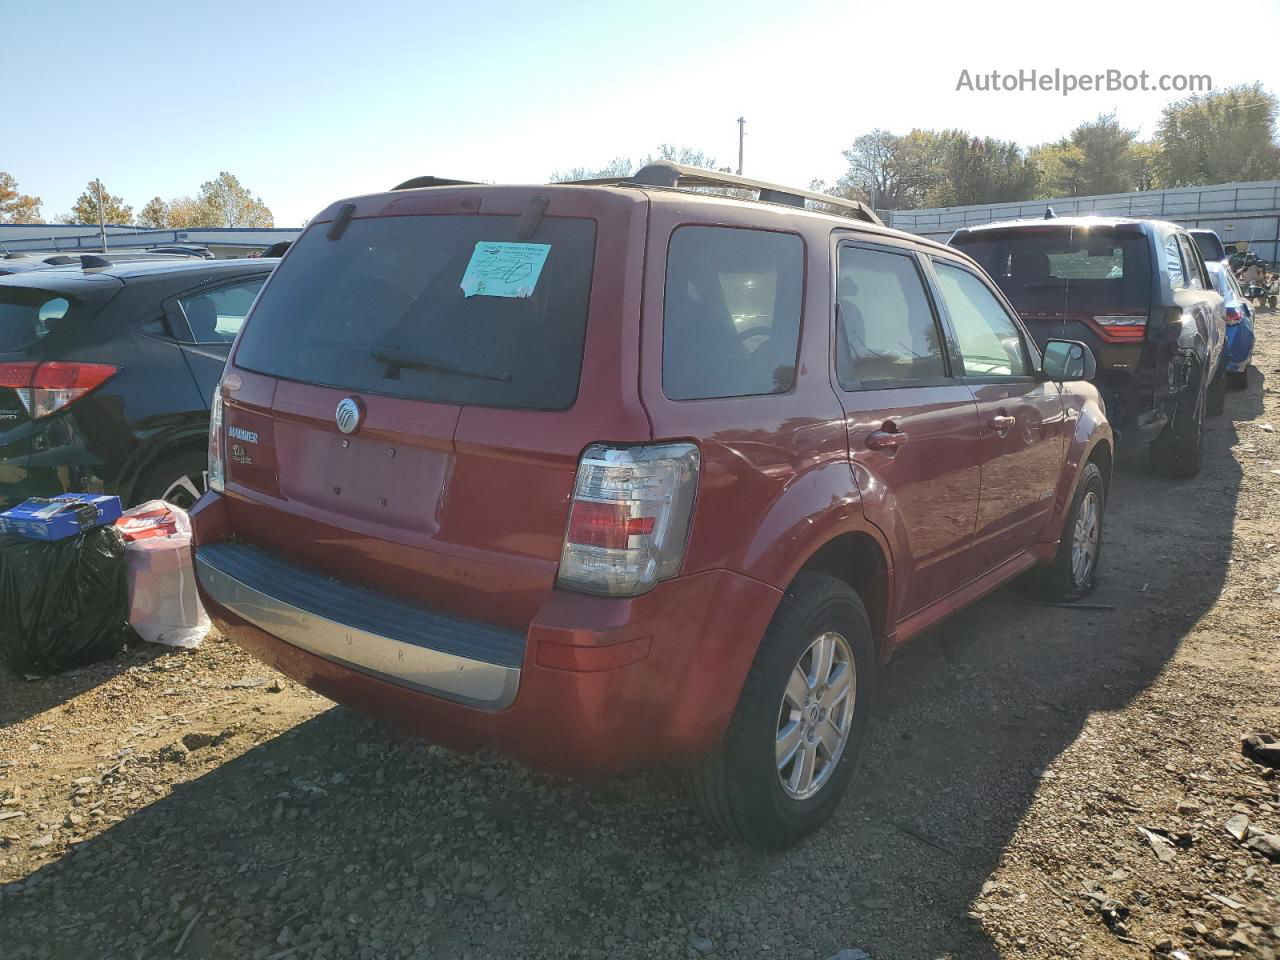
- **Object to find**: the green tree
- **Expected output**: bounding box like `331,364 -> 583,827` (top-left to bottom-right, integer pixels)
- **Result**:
0,172 -> 42,223
197,172 -> 274,227
1057,113 -> 1139,195
1156,84 -> 1280,186
137,196 -> 169,229
1131,140 -> 1164,192
57,181 -> 133,225
925,132 -> 1038,207
1030,142 -> 1087,198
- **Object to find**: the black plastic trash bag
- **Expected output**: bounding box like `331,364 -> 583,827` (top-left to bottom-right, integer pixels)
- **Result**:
0,526 -> 130,676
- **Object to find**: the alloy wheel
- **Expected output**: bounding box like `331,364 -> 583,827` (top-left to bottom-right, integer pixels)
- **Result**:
160,470 -> 208,509
776,631 -> 856,800
1071,490 -> 1100,586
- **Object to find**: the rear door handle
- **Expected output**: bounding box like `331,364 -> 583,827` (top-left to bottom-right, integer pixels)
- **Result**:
989,414 -> 1016,436
866,429 -> 909,450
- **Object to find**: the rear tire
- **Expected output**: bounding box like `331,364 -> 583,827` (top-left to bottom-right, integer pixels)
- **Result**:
689,572 -> 874,850
1206,356 -> 1226,416
1150,364 -> 1205,479
134,449 -> 208,509
1026,461 -> 1105,601
1227,369 -> 1249,391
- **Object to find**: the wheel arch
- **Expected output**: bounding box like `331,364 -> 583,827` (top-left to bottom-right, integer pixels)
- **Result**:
117,427 -> 209,506
789,531 -> 893,661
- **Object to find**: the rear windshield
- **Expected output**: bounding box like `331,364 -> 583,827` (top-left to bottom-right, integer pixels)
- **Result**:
952,228 -> 1151,315
234,214 -> 596,410
1192,232 -> 1226,263
0,287 -> 80,352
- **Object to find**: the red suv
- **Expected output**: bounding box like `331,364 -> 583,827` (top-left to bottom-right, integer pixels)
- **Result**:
193,164 -> 1113,848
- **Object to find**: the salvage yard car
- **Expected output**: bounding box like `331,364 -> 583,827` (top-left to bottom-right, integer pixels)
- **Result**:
950,216 -> 1226,477
1206,260 -> 1256,389
192,164 -> 1113,848
0,255 -> 275,509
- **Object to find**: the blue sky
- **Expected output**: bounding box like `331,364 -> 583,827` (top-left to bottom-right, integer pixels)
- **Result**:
4,0 -> 1278,226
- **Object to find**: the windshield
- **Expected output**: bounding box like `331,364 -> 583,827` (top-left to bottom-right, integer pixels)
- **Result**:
234,214 -> 597,410
0,287 -> 79,352
952,227 -> 1152,315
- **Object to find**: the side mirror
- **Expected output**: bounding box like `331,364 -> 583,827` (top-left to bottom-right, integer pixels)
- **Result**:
1041,339 -> 1096,382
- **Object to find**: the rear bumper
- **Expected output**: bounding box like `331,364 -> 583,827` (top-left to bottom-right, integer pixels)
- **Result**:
193,499 -> 782,777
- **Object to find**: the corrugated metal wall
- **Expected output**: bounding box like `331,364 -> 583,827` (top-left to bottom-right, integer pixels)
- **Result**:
886,180 -> 1280,261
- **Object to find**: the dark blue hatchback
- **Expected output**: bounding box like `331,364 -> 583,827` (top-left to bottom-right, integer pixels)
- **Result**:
0,256 -> 274,509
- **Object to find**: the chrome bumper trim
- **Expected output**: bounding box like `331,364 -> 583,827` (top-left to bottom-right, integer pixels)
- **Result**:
196,552 -> 520,709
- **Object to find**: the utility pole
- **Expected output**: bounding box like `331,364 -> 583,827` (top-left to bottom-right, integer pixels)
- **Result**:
737,117 -> 745,175
95,178 -> 108,252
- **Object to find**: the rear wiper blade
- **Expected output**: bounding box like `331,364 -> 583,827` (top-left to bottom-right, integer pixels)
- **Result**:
371,344 -> 511,383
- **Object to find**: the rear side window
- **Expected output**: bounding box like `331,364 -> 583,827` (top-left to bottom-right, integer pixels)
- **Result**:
662,227 -> 803,400
1177,235 -> 1207,290
234,215 -> 596,410
953,227 -> 1152,316
1163,235 -> 1187,288
178,279 -> 264,343
836,246 -> 946,387
0,289 -> 76,352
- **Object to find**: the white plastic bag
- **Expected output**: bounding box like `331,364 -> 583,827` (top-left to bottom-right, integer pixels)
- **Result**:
115,501 -> 210,649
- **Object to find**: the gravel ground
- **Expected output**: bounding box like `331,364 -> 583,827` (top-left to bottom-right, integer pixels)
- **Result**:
2,317 -> 1279,960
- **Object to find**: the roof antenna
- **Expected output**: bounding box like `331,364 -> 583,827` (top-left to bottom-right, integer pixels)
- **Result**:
1043,206 -> 1056,219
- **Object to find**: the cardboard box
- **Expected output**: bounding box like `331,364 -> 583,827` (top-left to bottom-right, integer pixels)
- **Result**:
0,494 -> 124,541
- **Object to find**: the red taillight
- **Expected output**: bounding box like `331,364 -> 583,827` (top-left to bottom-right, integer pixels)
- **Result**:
566,500 -> 656,549
1092,316 -> 1147,343
0,361 -> 118,418
1225,307 -> 1242,325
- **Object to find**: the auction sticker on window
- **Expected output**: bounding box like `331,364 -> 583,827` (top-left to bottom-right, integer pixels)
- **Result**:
459,241 -> 551,299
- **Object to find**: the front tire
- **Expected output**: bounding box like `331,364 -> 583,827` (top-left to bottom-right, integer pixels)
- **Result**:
1027,460 -> 1105,601
690,573 -> 874,850
1227,369 -> 1249,391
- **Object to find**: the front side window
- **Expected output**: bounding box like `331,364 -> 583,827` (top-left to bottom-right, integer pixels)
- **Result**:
836,246 -> 946,388
179,279 -> 265,343
932,261 -> 1029,378
662,226 -> 803,400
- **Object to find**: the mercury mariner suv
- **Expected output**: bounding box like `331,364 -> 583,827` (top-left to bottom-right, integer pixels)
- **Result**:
193,164 -> 1113,848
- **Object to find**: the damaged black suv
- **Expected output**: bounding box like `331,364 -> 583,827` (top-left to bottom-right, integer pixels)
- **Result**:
950,216 -> 1226,477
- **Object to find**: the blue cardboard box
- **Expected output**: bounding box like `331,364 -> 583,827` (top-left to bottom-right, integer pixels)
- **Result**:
0,494 -> 123,541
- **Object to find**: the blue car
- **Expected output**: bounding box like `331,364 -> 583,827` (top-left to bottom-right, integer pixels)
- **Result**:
1207,261 -> 1256,389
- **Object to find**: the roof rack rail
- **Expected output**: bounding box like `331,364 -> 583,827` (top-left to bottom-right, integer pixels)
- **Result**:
565,162 -> 882,225
79,254 -> 111,268
392,175 -> 480,191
